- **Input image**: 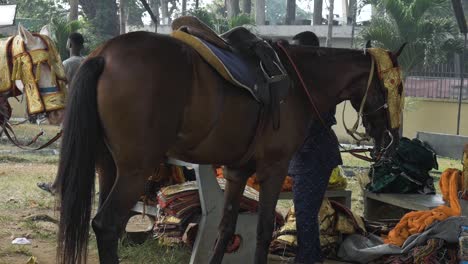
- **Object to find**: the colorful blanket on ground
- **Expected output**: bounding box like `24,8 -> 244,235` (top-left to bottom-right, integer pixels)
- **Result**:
384,168 -> 462,247
171,30 -> 257,98
269,199 -> 366,259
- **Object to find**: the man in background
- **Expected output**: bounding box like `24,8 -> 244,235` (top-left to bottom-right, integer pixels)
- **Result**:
63,32 -> 85,87
288,31 -> 342,264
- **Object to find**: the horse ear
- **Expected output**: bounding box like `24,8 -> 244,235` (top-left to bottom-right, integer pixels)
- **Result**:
18,24 -> 35,43
394,43 -> 407,57
365,40 -> 372,49
40,25 -> 50,36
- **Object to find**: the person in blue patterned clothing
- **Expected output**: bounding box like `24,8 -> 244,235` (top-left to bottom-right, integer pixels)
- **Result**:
289,31 -> 343,264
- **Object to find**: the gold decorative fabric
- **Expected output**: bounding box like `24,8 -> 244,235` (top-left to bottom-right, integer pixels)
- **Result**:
8,35 -> 67,114
35,34 -> 67,112
367,48 -> 404,129
11,36 -> 45,114
0,37 -> 13,93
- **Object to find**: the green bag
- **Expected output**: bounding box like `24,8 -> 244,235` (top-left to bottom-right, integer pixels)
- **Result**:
367,137 -> 438,194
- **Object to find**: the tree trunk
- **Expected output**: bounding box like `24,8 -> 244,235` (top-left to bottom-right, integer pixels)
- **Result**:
195,0 -> 199,9
285,0 -> 296,25
342,0 -> 348,24
313,0 -> 323,25
241,0 -> 251,14
349,0 -> 356,47
160,0 -> 169,25
348,0 -> 356,25
182,0 -> 187,15
226,0 -> 240,19
69,0 -> 79,21
255,0 -> 265,25
79,0 -> 96,19
120,0 -> 127,34
326,0 -> 334,47
95,0 -> 119,38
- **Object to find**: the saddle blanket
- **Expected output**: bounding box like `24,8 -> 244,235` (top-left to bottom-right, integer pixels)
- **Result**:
171,30 -> 258,100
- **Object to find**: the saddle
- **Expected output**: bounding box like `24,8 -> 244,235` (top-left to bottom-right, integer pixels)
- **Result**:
172,16 -> 290,129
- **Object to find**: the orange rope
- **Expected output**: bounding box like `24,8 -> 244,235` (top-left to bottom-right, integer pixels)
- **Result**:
384,168 -> 462,246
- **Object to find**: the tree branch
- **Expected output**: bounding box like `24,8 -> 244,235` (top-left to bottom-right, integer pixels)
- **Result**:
139,0 -> 158,32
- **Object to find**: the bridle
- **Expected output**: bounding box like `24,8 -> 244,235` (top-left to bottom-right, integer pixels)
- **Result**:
276,42 -> 398,162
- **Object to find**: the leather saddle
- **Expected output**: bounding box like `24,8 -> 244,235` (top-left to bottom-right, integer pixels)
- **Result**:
172,16 -> 290,129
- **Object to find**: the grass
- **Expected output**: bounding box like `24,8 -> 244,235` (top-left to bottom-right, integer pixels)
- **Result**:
0,245 -> 32,258
0,123 -> 61,149
0,162 -> 57,210
119,239 -> 191,264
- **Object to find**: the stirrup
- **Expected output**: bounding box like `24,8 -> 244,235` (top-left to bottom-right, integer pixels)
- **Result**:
260,61 -> 288,84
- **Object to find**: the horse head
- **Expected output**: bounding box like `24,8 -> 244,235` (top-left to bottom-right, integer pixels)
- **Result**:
16,25 -> 65,125
278,42 -> 406,162
350,44 -> 406,161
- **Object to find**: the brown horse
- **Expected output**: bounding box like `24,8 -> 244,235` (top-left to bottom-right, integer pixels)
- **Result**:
56,31 -> 404,264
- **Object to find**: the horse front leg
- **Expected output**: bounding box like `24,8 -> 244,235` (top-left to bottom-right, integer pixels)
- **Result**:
209,165 -> 254,264
255,162 -> 288,264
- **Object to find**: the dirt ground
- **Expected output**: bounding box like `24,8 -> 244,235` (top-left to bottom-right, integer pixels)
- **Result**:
0,124 -> 461,263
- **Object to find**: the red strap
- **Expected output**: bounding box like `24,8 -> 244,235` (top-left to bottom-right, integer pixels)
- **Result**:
276,42 -> 328,128
276,42 -> 375,162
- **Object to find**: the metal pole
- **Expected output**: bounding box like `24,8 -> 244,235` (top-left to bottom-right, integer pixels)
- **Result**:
457,33 -> 467,135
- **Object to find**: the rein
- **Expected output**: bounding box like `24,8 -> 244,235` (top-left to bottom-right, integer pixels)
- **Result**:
276,42 -> 376,162
341,57 -> 375,144
3,124 -> 62,151
0,102 -> 62,150
276,42 -> 329,129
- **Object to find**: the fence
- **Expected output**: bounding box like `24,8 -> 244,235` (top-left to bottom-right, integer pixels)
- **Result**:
405,63 -> 468,100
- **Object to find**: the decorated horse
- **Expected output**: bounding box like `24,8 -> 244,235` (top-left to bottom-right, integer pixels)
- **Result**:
56,18 -> 405,264
0,25 -> 67,146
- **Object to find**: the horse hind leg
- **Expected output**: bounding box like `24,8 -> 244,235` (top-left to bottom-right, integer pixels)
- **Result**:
209,164 -> 255,264
91,156 -> 163,264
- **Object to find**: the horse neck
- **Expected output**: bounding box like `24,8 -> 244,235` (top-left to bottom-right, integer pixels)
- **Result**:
284,46 -> 372,115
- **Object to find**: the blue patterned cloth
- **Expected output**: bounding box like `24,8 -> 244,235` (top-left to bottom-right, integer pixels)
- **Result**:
288,110 -> 342,263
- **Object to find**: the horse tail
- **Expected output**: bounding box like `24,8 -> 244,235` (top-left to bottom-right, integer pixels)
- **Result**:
56,56 -> 106,264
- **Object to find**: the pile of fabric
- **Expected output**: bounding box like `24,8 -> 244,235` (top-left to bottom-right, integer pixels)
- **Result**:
269,198 -> 365,259
339,168 -> 465,263
154,177 -> 285,246
367,137 -> 438,194
384,168 -> 462,246
372,238 -> 459,264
